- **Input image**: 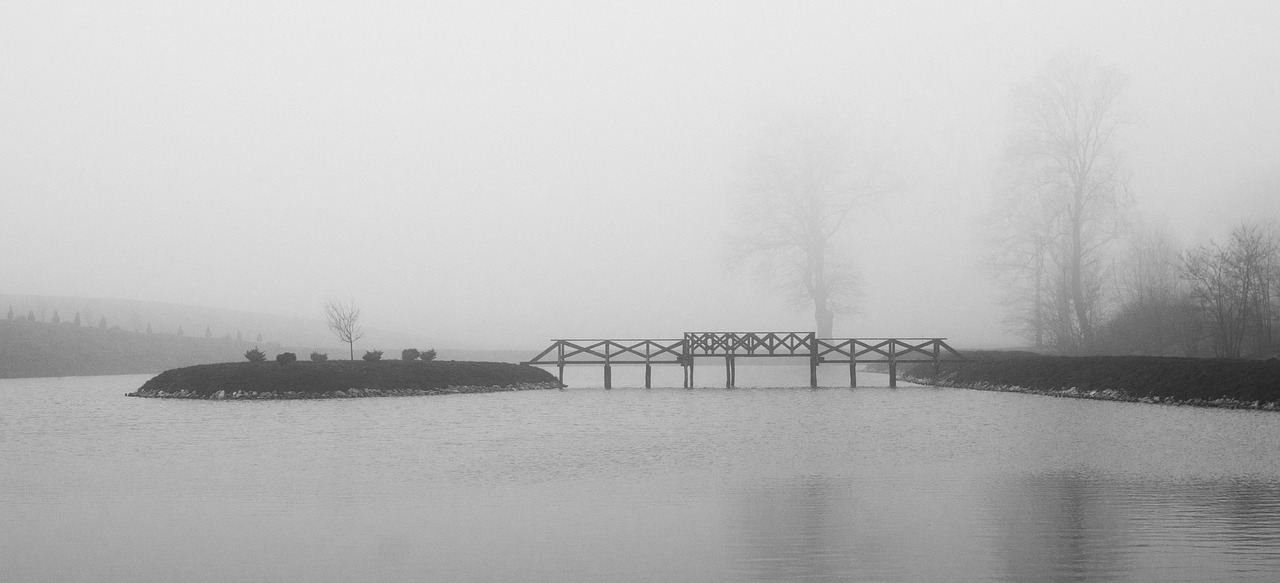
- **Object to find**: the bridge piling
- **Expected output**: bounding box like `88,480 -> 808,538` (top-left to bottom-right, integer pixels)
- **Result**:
888,340 -> 898,388
809,336 -> 819,388
557,341 -> 565,384
604,343 -> 612,389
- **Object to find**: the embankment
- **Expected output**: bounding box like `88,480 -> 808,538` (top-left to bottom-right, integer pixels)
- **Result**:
128,360 -> 562,399
1,318 -> 263,378
891,353 -> 1280,410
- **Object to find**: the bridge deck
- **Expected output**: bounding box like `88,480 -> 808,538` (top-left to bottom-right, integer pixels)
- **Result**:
522,332 -> 964,388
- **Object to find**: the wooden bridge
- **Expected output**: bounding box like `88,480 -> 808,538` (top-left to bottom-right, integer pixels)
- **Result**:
522,332 -> 964,388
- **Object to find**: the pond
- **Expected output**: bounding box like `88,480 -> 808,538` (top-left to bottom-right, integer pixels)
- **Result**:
3,366 -> 1279,582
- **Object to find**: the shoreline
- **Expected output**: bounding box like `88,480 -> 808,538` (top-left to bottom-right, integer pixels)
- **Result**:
888,354 -> 1280,412
126,360 -> 563,400
900,374 -> 1280,411
127,381 -> 563,400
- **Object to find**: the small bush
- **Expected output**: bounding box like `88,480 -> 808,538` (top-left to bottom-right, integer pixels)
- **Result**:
401,348 -> 421,360
276,352 -> 297,365
420,348 -> 437,361
362,350 -> 383,361
245,348 -> 266,363
310,352 -> 328,362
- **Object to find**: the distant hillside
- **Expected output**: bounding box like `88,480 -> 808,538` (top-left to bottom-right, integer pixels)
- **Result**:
0,293 -> 440,352
0,318 -> 282,378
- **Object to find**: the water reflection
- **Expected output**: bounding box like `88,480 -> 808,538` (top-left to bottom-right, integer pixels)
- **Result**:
986,472 -> 1128,583
726,471 -> 1280,583
986,472 -> 1280,583
730,474 -> 902,582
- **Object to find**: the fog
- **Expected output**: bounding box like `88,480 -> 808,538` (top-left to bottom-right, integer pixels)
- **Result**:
3,1 -> 1278,350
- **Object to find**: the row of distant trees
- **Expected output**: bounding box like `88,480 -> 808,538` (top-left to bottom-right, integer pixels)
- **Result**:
1096,222 -> 1279,358
984,55 -> 1279,358
5,307 -> 105,328
4,307 -> 267,343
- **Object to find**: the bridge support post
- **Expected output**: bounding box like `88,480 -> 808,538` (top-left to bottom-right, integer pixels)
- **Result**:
604,343 -> 611,389
933,341 -> 941,378
808,334 -> 818,388
849,354 -> 857,388
725,355 -> 736,388
645,363 -> 652,389
888,340 -> 897,388
557,341 -> 565,384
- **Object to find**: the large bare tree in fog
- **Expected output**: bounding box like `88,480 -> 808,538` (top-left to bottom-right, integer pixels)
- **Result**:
988,55 -> 1130,350
727,117 -> 884,338
324,299 -> 365,360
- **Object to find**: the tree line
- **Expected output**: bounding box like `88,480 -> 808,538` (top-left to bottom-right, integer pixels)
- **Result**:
721,53 -> 1277,359
986,55 -> 1278,358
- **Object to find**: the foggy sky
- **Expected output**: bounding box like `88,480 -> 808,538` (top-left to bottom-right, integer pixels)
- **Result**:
3,1 -> 1278,349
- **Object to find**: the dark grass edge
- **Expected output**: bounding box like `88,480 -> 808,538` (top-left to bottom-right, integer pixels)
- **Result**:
127,360 -> 564,400
886,356 -> 1280,411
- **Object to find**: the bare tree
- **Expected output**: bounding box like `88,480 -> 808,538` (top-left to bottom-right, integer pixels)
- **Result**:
1182,222 -> 1280,358
725,116 -> 885,338
988,55 -> 1131,351
324,299 -> 366,360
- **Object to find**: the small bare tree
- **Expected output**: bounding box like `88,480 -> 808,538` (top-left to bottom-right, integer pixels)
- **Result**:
725,115 -> 886,338
324,299 -> 365,360
1182,222 -> 1279,358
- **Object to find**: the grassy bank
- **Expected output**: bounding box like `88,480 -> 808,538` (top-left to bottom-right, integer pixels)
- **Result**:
894,353 -> 1280,410
131,360 -> 561,399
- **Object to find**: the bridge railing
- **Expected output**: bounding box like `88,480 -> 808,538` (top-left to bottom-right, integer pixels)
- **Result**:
814,337 -> 965,363
522,334 -> 964,389
524,339 -> 684,365
683,332 -> 814,356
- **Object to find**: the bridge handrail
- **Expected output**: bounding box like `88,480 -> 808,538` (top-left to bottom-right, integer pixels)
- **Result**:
525,335 -> 965,363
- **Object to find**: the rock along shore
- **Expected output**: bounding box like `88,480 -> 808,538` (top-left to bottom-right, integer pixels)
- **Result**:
889,354 -> 1280,412
126,360 -> 563,400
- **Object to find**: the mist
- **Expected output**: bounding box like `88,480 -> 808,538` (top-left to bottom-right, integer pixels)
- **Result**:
3,0 -> 1278,350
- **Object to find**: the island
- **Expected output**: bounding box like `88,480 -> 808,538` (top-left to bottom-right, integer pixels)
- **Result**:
128,360 -> 562,399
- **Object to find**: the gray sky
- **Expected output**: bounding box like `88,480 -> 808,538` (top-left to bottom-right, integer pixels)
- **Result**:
3,1 -> 1278,349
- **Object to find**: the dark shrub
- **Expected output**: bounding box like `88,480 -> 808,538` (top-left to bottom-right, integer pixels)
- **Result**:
362,350 -> 383,361
401,348 -> 421,360
245,348 -> 266,363
310,352 -> 328,362
276,352 -> 297,365
420,348 -> 437,361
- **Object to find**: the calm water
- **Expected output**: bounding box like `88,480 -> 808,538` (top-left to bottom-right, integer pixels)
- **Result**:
3,366 -> 1280,582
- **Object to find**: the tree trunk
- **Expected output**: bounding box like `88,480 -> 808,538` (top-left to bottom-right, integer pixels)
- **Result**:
1070,206 -> 1092,347
349,341 -> 355,361
815,303 -> 834,339
809,239 -> 836,338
